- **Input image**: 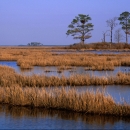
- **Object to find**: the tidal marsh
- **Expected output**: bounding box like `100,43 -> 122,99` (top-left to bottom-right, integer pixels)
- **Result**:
1,47 -> 130,71
1,47 -> 130,116
0,85 -> 130,116
1,65 -> 130,87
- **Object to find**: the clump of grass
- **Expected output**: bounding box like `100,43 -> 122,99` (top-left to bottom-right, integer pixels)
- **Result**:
0,85 -> 130,116
1,65 -> 130,87
58,66 -> 73,70
1,47 -> 130,71
84,67 -> 92,71
20,63 -> 33,69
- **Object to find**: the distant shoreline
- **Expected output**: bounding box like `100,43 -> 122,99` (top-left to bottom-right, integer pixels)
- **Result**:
0,45 -> 68,47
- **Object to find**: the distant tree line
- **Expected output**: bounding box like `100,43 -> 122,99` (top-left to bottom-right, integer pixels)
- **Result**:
27,42 -> 43,46
66,11 -> 130,44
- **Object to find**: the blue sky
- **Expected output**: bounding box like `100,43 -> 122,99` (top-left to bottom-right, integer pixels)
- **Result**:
0,0 -> 130,45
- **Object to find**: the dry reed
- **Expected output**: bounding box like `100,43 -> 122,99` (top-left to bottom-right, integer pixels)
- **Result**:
1,47 -> 130,71
1,65 -> 130,87
0,85 -> 130,116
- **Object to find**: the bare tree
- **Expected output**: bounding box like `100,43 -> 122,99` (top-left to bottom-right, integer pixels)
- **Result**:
102,30 -> 110,43
106,17 -> 117,43
114,29 -> 124,43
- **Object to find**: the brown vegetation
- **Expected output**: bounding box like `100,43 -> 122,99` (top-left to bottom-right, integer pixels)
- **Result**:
1,65 -> 130,87
3,105 -> 129,124
67,42 -> 130,50
1,46 -> 130,71
0,85 -> 130,116
0,47 -> 130,116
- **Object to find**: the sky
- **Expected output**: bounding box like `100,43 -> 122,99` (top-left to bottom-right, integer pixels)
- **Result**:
0,0 -> 130,45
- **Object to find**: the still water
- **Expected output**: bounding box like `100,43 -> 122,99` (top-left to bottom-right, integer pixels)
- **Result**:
0,105 -> 130,129
0,61 -> 129,77
1,61 -> 130,129
52,50 -> 130,54
1,61 -> 130,103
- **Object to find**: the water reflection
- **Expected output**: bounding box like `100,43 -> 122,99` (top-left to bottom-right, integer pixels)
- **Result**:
0,61 -> 130,103
22,66 -> 130,77
0,105 -> 130,129
0,61 -> 130,77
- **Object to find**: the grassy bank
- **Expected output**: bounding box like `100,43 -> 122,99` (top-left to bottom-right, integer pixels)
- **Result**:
1,47 -> 130,70
1,66 -> 130,87
67,42 -> 130,50
0,85 -> 130,116
0,47 -> 130,117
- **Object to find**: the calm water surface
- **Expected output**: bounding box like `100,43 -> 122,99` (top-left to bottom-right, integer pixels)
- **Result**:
0,105 -> 130,129
1,61 -> 130,129
1,61 -> 130,103
0,61 -> 130,77
52,50 -> 130,54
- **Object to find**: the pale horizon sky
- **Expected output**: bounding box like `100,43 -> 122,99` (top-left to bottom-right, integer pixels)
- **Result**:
0,0 -> 130,45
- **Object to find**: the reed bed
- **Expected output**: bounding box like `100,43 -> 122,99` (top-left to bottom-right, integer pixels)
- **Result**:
57,66 -> 73,70
1,47 -> 130,71
1,65 -> 130,87
0,85 -> 130,116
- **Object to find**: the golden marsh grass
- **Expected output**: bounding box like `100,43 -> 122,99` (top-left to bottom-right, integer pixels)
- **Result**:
1,47 -> 130,71
0,65 -> 130,87
0,46 -> 130,116
0,85 -> 130,116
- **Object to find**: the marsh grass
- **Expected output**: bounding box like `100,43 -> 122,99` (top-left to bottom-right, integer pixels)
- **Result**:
0,47 -> 130,116
20,63 -> 33,69
2,105 -> 130,126
0,85 -> 130,116
58,66 -> 73,70
1,47 -> 130,71
1,66 -> 130,87
85,67 -> 92,71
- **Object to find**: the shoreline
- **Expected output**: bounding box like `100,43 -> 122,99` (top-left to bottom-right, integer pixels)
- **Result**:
0,85 -> 130,117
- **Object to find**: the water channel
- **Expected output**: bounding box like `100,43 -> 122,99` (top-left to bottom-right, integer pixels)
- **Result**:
0,61 -> 130,129
0,61 -> 130,77
1,61 -> 130,103
52,50 -> 130,54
